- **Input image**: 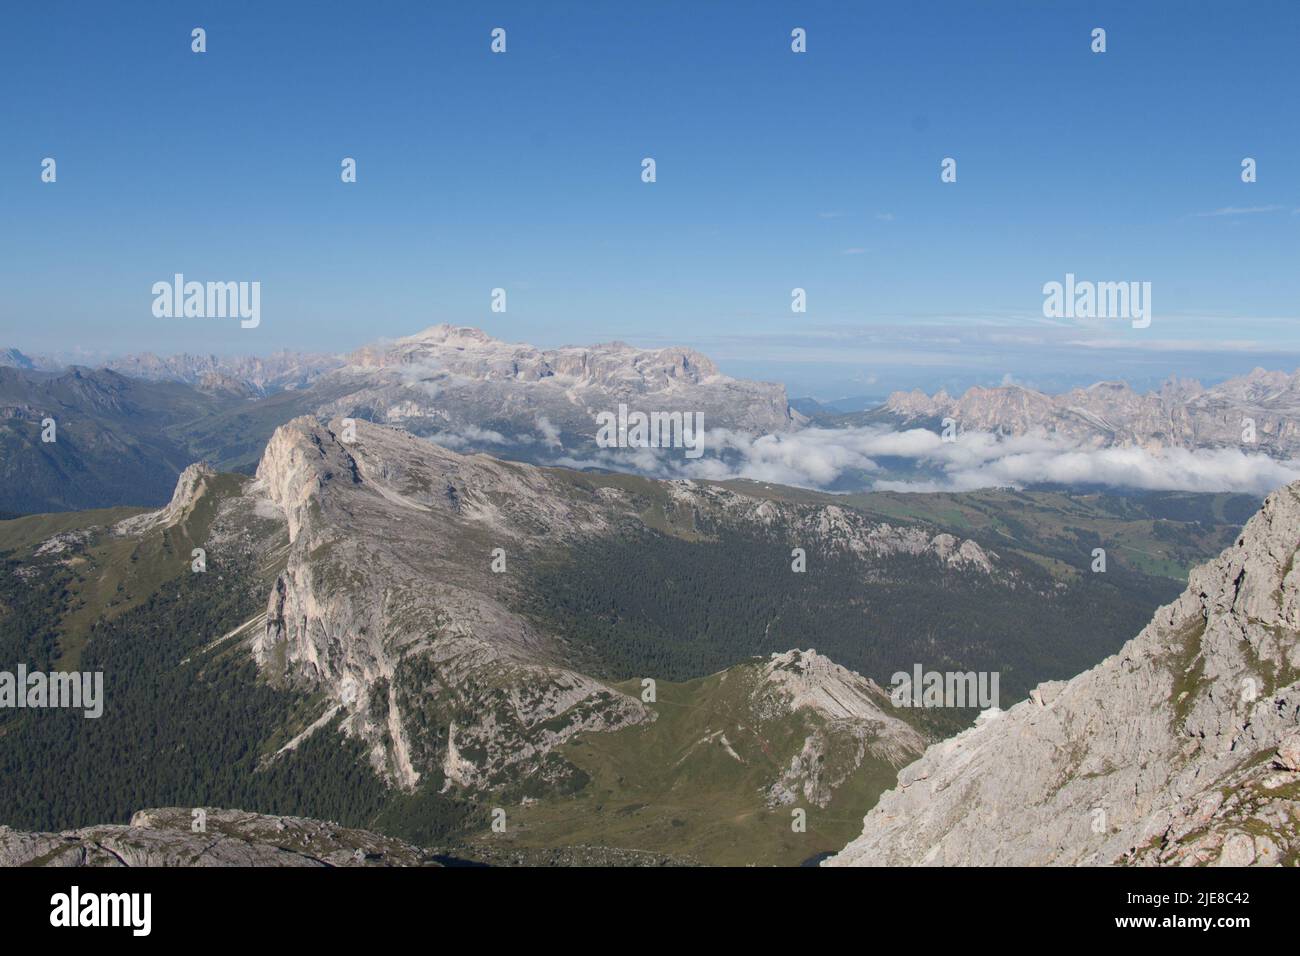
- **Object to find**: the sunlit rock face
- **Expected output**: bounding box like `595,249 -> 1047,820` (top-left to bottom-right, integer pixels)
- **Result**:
827,481 -> 1300,867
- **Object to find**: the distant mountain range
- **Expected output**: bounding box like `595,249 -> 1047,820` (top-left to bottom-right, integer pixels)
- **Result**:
0,325 -> 801,441
877,370 -> 1300,457
0,326 -> 803,514
0,366 -> 236,513
318,323 -> 802,455
0,346 -> 342,396
4,326 -> 1299,517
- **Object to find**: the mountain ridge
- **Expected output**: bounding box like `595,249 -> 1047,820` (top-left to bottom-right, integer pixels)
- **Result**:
880,369 -> 1300,458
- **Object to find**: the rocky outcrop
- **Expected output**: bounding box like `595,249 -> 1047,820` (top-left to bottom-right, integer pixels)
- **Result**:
0,808 -> 693,868
112,462 -> 217,535
826,481 -> 1300,867
667,482 -> 997,573
252,416 -> 652,792
0,808 -> 429,867
754,650 -> 927,808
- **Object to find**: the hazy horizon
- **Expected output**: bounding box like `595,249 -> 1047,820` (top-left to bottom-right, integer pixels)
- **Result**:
8,319 -> 1300,404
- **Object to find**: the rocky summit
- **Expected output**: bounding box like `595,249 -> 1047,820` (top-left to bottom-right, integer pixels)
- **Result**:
827,480 -> 1300,867
251,415 -> 655,792
0,325 -> 805,514
321,323 -> 803,455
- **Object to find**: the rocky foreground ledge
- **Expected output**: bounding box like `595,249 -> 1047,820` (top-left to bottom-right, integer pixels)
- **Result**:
0,808 -> 686,867
826,481 -> 1300,867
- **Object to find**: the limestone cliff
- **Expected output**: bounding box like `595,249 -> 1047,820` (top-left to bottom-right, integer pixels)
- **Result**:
827,481 -> 1300,866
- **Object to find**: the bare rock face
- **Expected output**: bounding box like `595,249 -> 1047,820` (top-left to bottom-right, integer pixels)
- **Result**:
756,650 -> 922,738
826,481 -> 1300,867
884,370 -> 1300,458
0,808 -> 429,867
1276,732 -> 1300,772
252,416 -> 652,792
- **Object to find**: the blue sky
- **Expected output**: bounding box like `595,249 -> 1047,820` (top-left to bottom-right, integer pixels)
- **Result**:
2,1 -> 1298,398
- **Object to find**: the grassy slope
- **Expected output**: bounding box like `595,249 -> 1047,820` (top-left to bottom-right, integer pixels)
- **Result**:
0,473 -> 254,668
466,668 -> 919,867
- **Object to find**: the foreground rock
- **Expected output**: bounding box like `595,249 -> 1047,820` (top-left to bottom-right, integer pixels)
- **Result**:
826,481 -> 1300,867
0,808 -> 428,867
0,808 -> 691,867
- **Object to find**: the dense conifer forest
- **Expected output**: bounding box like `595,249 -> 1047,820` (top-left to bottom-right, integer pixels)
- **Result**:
520,522 -> 1181,701
0,552 -> 476,842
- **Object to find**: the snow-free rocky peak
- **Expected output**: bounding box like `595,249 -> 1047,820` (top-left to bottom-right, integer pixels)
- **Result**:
884,370 -> 1300,457
320,325 -> 803,457
251,416 -> 653,792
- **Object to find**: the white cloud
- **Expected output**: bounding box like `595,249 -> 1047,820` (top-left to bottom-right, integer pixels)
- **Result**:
1195,205 -> 1286,217
557,425 -> 1300,497
534,415 -> 562,447
914,439 -> 1300,495
428,424 -> 509,449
